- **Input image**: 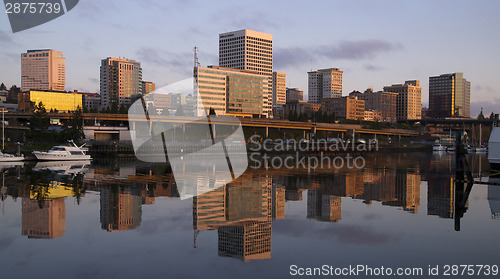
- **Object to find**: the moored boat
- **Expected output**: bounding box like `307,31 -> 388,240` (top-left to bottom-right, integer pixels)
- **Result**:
0,151 -> 24,162
433,143 -> 447,152
33,141 -> 91,161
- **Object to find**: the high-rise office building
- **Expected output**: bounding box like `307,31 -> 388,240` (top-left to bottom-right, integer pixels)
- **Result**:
100,57 -> 142,108
21,49 -> 65,92
384,80 -> 422,120
194,66 -> 268,117
429,73 -> 470,118
219,29 -> 273,116
308,68 -> 343,104
272,72 -> 286,107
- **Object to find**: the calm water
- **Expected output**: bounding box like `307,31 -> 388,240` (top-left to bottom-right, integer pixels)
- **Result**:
0,152 -> 499,279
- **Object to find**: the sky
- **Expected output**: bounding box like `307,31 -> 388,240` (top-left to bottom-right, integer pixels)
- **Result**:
1,0 -> 499,116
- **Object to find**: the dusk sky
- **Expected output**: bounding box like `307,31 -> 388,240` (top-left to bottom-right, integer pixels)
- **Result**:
1,0 -> 499,116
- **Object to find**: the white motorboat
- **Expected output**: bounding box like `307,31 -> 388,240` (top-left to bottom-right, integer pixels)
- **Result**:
33,141 -> 91,161
0,151 -> 24,162
433,143 -> 447,152
489,125 -> 500,171
474,146 -> 488,153
446,146 -> 456,152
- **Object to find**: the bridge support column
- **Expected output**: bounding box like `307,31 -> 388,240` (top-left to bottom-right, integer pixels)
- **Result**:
266,126 -> 269,138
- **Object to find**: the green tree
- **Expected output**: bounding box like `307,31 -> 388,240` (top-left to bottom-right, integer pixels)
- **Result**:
61,107 -> 85,143
478,109 -> 485,120
28,102 -> 50,141
489,112 -> 496,120
119,104 -> 127,114
298,112 -> 308,122
110,102 -> 119,114
83,105 -> 89,113
0,83 -> 6,91
7,85 -> 20,103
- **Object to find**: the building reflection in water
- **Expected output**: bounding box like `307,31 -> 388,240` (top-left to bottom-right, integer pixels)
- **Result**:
22,177 -> 79,239
488,184 -> 500,220
427,175 -> 455,219
383,170 -> 421,213
307,190 -> 341,222
100,187 -> 142,232
22,197 -> 66,239
218,221 -> 272,262
193,171 -> 277,261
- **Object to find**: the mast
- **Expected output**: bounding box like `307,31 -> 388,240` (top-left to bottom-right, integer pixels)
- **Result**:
479,123 -> 482,146
2,108 -> 4,151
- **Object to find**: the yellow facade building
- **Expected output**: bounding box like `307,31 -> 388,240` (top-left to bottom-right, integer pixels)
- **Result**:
19,90 -> 83,112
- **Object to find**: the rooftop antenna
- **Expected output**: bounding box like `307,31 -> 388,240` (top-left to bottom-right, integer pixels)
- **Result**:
193,46 -> 200,68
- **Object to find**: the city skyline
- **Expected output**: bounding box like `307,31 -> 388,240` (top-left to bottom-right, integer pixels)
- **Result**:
1,0 -> 499,116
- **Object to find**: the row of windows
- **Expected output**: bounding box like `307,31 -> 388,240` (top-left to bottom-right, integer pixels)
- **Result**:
23,52 -> 50,57
198,69 -> 264,80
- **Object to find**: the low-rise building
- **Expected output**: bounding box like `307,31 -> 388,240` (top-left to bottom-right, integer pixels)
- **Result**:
286,88 -> 303,102
73,91 -> 101,110
350,89 -> 398,122
321,96 -> 365,121
142,81 -> 156,95
364,110 -> 382,122
18,90 -> 83,112
284,100 -> 321,116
